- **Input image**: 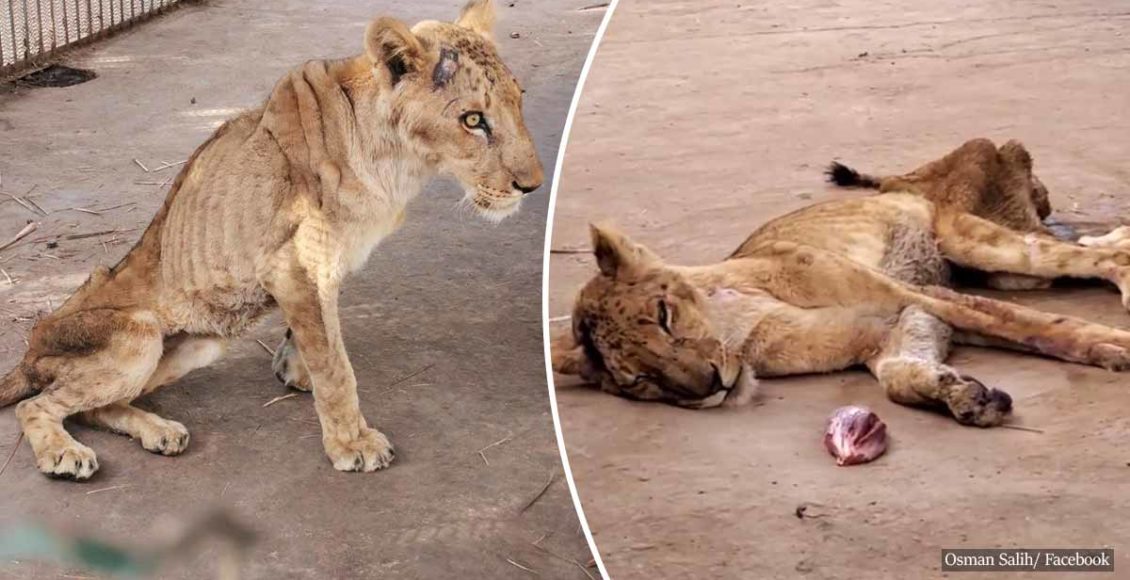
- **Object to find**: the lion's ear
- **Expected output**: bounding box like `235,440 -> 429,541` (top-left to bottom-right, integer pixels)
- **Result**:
456,0 -> 496,42
365,17 -> 426,86
998,139 -> 1033,171
590,223 -> 659,279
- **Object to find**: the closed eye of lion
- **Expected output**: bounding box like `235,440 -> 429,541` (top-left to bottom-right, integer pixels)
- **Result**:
554,140 -> 1130,427
0,0 -> 543,481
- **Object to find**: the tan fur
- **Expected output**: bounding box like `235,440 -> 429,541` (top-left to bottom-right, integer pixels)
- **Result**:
555,142 -> 1130,427
833,138 -> 1052,232
1080,226 -> 1130,250
0,0 -> 544,480
832,138 -> 1059,292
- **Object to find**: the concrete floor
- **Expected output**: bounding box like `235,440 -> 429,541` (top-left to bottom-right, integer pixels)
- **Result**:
0,1 -> 602,578
548,0 -> 1130,578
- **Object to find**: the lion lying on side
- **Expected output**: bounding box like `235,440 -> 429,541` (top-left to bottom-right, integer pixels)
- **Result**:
0,0 -> 543,480
553,139 -> 1130,427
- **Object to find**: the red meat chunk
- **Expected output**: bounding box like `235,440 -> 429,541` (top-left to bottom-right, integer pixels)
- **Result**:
824,406 -> 888,466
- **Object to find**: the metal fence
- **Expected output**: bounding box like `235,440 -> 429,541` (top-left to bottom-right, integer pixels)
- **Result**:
0,0 -> 186,78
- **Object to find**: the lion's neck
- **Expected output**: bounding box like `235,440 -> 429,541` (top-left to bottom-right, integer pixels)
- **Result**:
672,261 -> 781,351
327,57 -> 437,214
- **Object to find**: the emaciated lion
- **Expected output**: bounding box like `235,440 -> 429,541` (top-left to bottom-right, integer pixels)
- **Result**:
0,0 -> 543,480
553,139 -> 1130,427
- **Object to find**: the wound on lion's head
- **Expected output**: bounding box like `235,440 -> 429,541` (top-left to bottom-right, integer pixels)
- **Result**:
433,47 -> 461,89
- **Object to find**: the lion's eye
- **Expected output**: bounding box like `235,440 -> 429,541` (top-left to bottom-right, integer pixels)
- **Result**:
461,111 -> 486,131
657,300 -> 672,334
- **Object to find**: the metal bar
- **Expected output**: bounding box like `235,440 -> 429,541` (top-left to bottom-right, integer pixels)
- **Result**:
33,0 -> 42,54
0,0 -> 187,77
0,6 -> 5,67
62,0 -> 70,45
20,0 -> 30,60
7,0 -> 18,64
48,0 -> 57,49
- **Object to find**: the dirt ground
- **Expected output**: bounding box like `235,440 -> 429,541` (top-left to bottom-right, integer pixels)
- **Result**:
548,0 -> 1130,578
0,1 -> 603,578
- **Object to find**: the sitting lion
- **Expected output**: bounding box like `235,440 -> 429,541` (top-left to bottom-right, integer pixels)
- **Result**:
0,0 -> 543,480
553,139 -> 1130,427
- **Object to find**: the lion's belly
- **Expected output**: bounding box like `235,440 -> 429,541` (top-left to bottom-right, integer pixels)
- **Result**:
157,286 -> 275,336
736,193 -> 944,283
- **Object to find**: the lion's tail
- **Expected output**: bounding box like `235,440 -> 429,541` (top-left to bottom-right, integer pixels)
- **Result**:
825,161 -> 883,189
0,364 -> 34,408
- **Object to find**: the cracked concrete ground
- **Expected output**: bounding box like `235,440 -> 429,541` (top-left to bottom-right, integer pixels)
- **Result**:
549,0 -> 1130,578
0,0 -> 602,578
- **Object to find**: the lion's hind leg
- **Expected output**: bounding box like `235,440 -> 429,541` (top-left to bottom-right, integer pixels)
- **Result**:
935,211 -> 1130,308
272,329 -> 312,392
866,306 -> 1012,427
17,309 -> 163,480
82,403 -> 190,456
80,335 -> 225,455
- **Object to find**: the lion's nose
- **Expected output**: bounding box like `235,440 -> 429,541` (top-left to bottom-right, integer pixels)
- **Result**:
512,180 -> 541,195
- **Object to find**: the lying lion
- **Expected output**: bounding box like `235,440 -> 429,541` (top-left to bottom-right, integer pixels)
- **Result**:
0,0 -> 543,480
553,138 -> 1130,426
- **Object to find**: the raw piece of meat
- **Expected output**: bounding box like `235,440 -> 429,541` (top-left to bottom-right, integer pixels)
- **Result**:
824,406 -> 888,466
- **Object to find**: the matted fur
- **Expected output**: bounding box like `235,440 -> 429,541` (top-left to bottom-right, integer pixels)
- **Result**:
0,0 -> 544,480
555,140 -> 1130,427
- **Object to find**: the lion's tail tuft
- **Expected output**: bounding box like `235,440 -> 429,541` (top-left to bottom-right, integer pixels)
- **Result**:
826,161 -> 882,189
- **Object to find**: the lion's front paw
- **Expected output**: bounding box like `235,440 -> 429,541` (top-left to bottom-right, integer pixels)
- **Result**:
35,439 -> 99,481
324,427 -> 395,472
139,418 -> 190,456
1090,343 -> 1130,371
272,330 -> 312,392
945,374 -> 1013,427
722,365 -> 759,408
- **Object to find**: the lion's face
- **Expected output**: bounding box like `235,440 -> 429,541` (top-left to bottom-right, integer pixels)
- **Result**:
553,225 -> 755,409
364,1 -> 543,222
